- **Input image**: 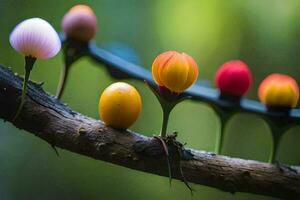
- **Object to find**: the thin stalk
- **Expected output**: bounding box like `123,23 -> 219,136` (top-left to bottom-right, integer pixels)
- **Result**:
160,107 -> 171,138
269,131 -> 282,163
215,121 -> 225,154
154,136 -> 172,186
56,63 -> 70,99
12,56 -> 36,121
214,111 -> 229,154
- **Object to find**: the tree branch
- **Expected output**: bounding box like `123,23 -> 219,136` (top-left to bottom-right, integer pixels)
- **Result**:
0,65 -> 299,199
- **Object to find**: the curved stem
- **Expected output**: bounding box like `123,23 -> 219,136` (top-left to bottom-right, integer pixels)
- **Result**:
154,136 -> 172,186
56,63 -> 70,99
12,56 -> 36,121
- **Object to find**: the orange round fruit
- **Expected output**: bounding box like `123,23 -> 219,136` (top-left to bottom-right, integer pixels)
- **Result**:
152,51 -> 199,93
258,73 -> 299,108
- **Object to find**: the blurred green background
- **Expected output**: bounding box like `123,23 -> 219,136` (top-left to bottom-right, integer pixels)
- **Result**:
0,0 -> 300,199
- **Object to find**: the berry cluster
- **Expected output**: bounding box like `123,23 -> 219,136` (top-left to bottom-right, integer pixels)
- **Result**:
8,5 -> 299,165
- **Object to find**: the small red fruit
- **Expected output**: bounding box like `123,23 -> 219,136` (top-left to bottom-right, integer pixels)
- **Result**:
215,60 -> 252,97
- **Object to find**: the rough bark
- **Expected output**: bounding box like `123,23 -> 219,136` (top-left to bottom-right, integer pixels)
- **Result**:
0,65 -> 299,199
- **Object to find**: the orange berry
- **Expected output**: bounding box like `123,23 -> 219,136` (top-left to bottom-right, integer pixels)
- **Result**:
258,73 -> 299,108
152,51 -> 199,93
99,82 -> 142,129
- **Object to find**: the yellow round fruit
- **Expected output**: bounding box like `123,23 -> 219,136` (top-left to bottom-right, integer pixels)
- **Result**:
99,82 -> 142,129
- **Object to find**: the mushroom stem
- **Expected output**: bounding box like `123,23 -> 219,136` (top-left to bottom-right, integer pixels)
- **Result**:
12,56 -> 36,121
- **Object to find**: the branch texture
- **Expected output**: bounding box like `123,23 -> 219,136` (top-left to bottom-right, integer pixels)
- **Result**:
0,65 -> 299,199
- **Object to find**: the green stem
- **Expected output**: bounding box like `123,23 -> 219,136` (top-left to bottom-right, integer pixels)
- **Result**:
214,111 -> 229,154
269,131 -> 282,163
160,107 -> 171,138
215,120 -> 225,154
56,63 -> 70,99
12,56 -> 36,121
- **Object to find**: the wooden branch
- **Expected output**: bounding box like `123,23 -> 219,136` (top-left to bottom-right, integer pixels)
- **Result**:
0,65 -> 299,199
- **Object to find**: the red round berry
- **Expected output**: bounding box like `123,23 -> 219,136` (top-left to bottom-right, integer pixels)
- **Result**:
215,60 -> 252,97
